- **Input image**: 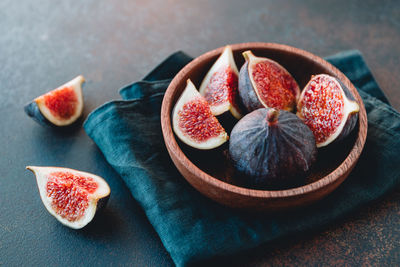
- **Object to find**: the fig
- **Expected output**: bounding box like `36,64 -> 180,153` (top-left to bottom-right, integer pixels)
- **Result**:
199,45 -> 242,119
26,166 -> 110,229
238,51 -> 300,112
229,108 -> 317,188
24,75 -> 85,127
172,79 -> 228,150
297,74 -> 360,147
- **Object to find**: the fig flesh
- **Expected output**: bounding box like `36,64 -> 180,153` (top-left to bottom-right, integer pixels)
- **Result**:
238,51 -> 300,112
229,108 -> 317,188
297,74 -> 359,147
172,79 -> 228,150
199,45 -> 242,119
25,75 -> 85,127
26,166 -> 110,229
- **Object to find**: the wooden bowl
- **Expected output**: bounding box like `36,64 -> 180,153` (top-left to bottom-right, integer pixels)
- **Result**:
161,42 -> 367,211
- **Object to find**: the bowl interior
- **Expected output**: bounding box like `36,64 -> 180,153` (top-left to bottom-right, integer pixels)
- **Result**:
166,43 -> 363,191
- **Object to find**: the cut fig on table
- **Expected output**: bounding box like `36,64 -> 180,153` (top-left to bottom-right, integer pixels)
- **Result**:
24,75 -> 85,127
172,79 -> 228,150
297,74 -> 360,148
199,45 -> 242,119
26,166 -> 110,229
229,108 -> 317,189
238,50 -> 300,112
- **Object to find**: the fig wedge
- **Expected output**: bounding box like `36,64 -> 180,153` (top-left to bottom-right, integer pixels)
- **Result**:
199,45 -> 242,119
26,166 -> 110,229
25,76 -> 85,127
172,79 -> 228,150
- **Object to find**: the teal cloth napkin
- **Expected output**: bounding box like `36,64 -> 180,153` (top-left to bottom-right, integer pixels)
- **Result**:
84,50 -> 400,266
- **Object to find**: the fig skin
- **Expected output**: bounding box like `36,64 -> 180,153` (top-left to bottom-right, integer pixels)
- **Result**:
229,108 -> 317,189
24,101 -> 54,127
238,61 -> 264,112
335,78 -> 359,143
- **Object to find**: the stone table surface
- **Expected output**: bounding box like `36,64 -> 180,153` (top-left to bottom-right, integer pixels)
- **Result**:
1,0 -> 399,266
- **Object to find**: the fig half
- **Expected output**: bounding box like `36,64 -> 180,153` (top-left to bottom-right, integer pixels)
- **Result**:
238,51 -> 300,112
297,74 -> 360,147
172,79 -> 228,150
26,166 -> 110,229
24,75 -> 85,127
199,45 -> 242,119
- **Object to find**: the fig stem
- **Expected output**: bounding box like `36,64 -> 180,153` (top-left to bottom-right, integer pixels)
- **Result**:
266,108 -> 279,124
242,50 -> 254,62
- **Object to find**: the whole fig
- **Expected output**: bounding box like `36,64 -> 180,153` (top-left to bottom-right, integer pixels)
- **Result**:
229,108 -> 317,188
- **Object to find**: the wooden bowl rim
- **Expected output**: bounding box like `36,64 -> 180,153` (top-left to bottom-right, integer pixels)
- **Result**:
161,42 -> 367,199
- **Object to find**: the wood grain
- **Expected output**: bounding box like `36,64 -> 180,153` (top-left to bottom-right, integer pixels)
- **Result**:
161,42 -> 368,211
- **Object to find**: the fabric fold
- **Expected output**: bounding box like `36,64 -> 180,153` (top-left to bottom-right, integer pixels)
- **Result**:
84,50 -> 400,267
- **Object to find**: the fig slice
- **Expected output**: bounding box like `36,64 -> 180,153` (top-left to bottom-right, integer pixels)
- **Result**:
297,74 -> 360,147
26,166 -> 110,229
199,45 -> 242,119
172,79 -> 228,150
239,50 -> 300,112
24,75 -> 85,127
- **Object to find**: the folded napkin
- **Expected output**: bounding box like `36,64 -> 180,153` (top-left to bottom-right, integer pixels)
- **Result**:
84,50 -> 400,266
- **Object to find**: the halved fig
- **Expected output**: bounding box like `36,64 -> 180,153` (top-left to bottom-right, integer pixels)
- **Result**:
238,51 -> 300,112
297,74 -> 360,147
26,166 -> 110,229
24,75 -> 85,127
172,79 -> 228,150
199,45 -> 242,119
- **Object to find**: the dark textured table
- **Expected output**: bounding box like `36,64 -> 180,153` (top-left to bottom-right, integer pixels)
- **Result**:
1,0 -> 399,266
